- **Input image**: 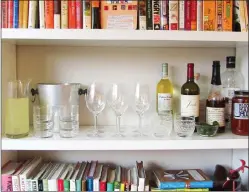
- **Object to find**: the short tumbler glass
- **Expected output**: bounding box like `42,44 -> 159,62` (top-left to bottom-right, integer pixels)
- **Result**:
59,105 -> 79,138
174,114 -> 195,138
33,105 -> 54,138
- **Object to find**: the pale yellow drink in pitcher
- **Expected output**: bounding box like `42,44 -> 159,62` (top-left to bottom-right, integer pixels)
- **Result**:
5,98 -> 29,138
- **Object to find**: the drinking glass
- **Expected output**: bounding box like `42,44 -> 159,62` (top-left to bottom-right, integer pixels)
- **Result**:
59,105 -> 79,138
132,83 -> 150,137
174,114 -> 195,138
85,82 -> 106,138
107,84 -> 128,137
153,113 -> 173,138
33,105 -> 54,138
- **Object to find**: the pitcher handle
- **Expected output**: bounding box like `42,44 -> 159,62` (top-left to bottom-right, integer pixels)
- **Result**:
31,88 -> 38,103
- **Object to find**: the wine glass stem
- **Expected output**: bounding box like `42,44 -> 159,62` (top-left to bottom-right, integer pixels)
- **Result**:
139,114 -> 143,133
116,115 -> 121,134
94,114 -> 98,133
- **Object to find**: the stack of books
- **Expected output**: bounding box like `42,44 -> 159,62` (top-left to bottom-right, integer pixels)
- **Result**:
1,157 -> 214,192
1,0 -> 248,31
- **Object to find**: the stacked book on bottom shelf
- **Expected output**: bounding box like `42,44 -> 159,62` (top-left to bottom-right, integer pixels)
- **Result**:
1,157 -> 213,192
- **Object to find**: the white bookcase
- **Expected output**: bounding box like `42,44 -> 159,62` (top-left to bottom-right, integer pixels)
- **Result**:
1,29 -> 248,189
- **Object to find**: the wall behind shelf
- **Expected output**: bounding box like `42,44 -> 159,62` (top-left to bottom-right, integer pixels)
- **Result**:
17,46 -> 235,126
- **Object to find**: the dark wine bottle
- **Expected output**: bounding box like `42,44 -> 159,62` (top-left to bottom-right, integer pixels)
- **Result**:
181,63 -> 200,123
92,0 -> 100,29
206,61 -> 226,133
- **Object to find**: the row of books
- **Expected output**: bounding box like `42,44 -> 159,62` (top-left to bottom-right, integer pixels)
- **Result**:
1,157 -> 214,192
1,0 -> 248,31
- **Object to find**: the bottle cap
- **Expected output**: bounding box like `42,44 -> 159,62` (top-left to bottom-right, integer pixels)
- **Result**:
213,61 -> 220,67
187,63 -> 194,68
226,56 -> 236,68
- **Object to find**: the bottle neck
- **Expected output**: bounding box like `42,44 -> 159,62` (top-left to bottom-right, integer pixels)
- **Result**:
187,66 -> 194,82
162,72 -> 168,79
162,64 -> 168,79
211,66 -> 221,85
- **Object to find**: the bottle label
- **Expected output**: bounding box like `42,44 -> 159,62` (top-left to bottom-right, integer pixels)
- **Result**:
206,107 -> 225,126
223,88 -> 240,121
181,95 -> 200,117
234,103 -> 249,119
158,93 -> 172,111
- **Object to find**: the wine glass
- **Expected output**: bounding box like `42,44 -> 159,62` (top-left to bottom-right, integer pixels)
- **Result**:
132,83 -> 150,137
107,84 -> 128,137
85,82 -> 106,138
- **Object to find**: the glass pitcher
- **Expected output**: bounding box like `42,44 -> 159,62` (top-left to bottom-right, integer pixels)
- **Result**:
5,79 -> 31,138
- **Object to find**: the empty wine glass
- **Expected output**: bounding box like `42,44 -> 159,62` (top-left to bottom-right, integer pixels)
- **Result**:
85,82 -> 106,138
107,84 -> 128,137
132,83 -> 150,137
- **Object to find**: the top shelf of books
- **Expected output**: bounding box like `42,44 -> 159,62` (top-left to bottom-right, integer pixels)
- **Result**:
2,29 -> 248,48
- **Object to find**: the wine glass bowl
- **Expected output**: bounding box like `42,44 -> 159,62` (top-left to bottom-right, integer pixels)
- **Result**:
85,82 -> 106,138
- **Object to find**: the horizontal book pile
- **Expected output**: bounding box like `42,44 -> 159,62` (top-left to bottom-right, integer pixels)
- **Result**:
1,157 -> 214,192
1,0 -> 248,31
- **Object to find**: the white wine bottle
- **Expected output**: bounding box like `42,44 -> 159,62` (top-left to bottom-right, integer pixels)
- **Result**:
156,63 -> 173,115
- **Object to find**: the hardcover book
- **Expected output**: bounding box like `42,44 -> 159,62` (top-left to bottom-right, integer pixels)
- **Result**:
153,169 -> 213,189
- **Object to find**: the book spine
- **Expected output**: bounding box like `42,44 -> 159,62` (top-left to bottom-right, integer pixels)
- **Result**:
12,175 -> 20,191
61,0 -> 68,28
153,0 -> 160,29
100,181 -> 107,191
7,0 -> 13,28
222,0 -> 232,31
184,0 -> 191,30
86,177 -> 93,191
125,182 -> 130,191
76,0 -> 82,28
244,0 -> 248,31
161,0 -> 169,30
216,0 -> 223,31
114,181 -> 121,191
70,180 -> 76,191
68,0 -> 76,28
178,0 -> 184,30
63,180 -> 70,191
54,0 -> 60,28
45,0 -> 54,28
83,0 -> 91,28
35,0 -> 39,28
38,179 -> 43,191
239,0 -> 247,31
13,0 -> 19,28
146,0 -> 153,29
169,0 -> 178,30
196,0 -> 203,31
203,0 -> 216,31
42,179 -> 48,191
19,175 -> 27,191
32,180 -> 38,192
2,175 -> 13,191
39,0 -> 45,28
28,0 -> 37,28
93,179 -> 99,191
76,180 -> 82,191
1,0 -> 8,28
57,179 -> 64,191
22,0 -> 29,28
26,179 -> 32,191
107,182 -> 114,191
191,0 -> 197,30
139,0 -> 146,30
19,0 -> 24,27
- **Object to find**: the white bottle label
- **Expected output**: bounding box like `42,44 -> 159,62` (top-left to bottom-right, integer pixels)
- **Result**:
234,103 -> 249,119
206,107 -> 225,126
158,93 -> 172,111
181,95 -> 200,117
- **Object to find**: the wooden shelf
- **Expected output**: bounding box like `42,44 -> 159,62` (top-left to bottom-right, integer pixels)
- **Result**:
2,126 -> 248,151
2,29 -> 248,48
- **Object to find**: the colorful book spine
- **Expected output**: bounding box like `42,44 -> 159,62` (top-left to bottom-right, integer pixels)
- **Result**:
184,0 -> 191,30
68,0 -> 76,28
28,0 -> 38,28
239,0 -> 247,31
38,179 -> 43,191
2,175 -> 13,191
161,0 -> 169,30
61,0 -> 68,28
54,0 -> 61,28
22,0 -> 29,28
139,0 -> 146,30
76,0 -> 82,28
153,0 -> 160,30
63,180 -> 70,191
146,0 -> 153,29
39,0 -> 45,28
160,181 -> 213,189
19,0 -> 24,28
203,0 -> 216,31
216,0 -> 223,31
196,0 -> 203,31
100,181 -> 107,191
45,0 -> 54,28
169,0 -> 178,30
107,182 -> 114,191
76,179 -> 82,191
244,0 -> 248,31
222,0 -> 232,31
191,0 -> 197,30
179,0 -> 185,30
1,0 -> 8,28
13,0 -> 19,28
7,0 -> 13,28
83,0 -> 91,29
86,177 -> 94,191
114,181 -> 121,191
57,179 -> 64,191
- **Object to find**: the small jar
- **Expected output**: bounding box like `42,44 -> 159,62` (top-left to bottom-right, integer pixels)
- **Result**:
231,90 -> 249,136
